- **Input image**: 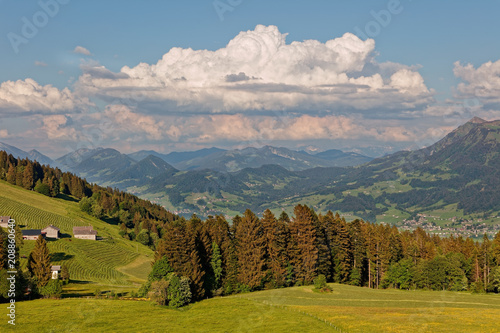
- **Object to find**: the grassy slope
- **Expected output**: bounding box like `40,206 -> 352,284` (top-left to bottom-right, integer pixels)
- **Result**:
0,180 -> 153,291
8,284 -> 500,332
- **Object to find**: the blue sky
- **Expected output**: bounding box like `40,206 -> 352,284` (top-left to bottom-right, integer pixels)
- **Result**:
1,0 -> 500,157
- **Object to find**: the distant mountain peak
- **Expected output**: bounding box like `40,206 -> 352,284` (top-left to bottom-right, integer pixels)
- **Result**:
0,142 -> 54,166
468,116 -> 486,124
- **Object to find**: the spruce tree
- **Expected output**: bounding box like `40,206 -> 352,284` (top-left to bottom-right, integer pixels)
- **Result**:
210,243 -> 223,290
235,209 -> 266,290
289,205 -> 318,284
336,218 -> 353,283
15,165 -> 23,186
22,162 -> 34,189
349,219 -> 367,286
480,234 -> 492,290
28,235 -> 51,288
314,211 -> 332,281
6,164 -> 16,184
261,209 -> 289,287
185,221 -> 205,300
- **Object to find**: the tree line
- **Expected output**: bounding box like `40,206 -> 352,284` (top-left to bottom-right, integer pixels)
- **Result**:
140,205 -> 500,307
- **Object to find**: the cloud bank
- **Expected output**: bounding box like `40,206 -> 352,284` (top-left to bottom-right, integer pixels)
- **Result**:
0,79 -> 92,116
77,25 -> 433,114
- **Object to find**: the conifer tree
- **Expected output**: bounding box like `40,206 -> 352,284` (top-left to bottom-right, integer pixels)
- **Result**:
348,219 -> 366,286
261,209 -> 289,287
185,220 -> 205,300
222,237 -> 239,294
22,162 -> 34,189
289,205 -> 318,284
480,234 -> 492,290
235,209 -> 266,290
6,164 -> 16,184
314,211 -> 332,281
28,235 -> 51,288
336,218 -> 353,283
15,165 -> 23,186
211,243 -> 223,290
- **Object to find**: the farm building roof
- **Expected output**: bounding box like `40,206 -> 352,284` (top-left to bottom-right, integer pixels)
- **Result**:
43,225 -> 60,231
73,226 -> 97,235
22,229 -> 43,236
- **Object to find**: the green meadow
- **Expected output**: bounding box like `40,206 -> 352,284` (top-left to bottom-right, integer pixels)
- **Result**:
4,283 -> 499,332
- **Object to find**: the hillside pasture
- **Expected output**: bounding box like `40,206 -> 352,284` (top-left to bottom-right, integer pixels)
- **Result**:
6,284 -> 500,332
0,180 -> 153,289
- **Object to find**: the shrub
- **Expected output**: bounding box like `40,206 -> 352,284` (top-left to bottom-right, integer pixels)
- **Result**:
314,274 -> 331,293
136,230 -> 151,246
149,280 -> 169,306
138,281 -> 151,298
148,273 -> 192,308
79,197 -> 93,214
168,275 -> 192,308
34,180 -> 51,196
148,257 -> 173,282
38,279 -> 63,298
471,281 -> 485,294
314,274 -> 327,290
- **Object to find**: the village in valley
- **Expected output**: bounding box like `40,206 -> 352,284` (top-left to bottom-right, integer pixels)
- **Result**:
391,213 -> 500,240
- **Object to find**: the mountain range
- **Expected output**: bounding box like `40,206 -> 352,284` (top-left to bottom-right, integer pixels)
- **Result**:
50,145 -> 372,183
131,117 -> 500,224
2,118 -> 499,227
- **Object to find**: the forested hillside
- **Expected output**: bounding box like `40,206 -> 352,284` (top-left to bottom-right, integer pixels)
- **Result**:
0,150 -> 179,244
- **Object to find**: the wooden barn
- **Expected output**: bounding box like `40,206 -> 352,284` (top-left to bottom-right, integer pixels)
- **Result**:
42,225 -> 60,239
73,226 -> 97,240
22,229 -> 45,240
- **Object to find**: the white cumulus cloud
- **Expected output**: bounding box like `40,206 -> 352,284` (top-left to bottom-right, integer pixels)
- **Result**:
454,60 -> 500,107
0,78 -> 92,116
76,25 -> 433,114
